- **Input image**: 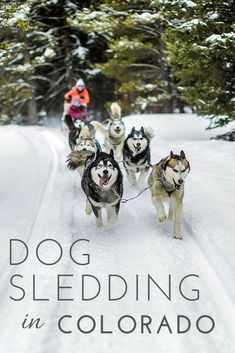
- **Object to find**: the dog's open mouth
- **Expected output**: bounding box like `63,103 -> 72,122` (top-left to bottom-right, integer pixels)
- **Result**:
98,174 -> 111,187
173,178 -> 182,190
133,144 -> 141,152
114,128 -> 121,134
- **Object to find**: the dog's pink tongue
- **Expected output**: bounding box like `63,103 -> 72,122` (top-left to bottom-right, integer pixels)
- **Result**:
99,176 -> 108,187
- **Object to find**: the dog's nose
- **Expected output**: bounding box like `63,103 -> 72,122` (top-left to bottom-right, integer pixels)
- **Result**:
103,170 -> 109,176
178,178 -> 183,185
82,148 -> 87,151
136,142 -> 141,147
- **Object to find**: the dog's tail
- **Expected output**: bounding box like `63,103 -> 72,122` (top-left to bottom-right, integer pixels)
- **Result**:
64,114 -> 75,131
110,102 -> 121,120
90,121 -> 107,135
66,151 -> 89,170
144,127 -> 155,140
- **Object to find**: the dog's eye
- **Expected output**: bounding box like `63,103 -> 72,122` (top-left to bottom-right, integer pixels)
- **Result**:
173,168 -> 178,173
107,163 -> 114,169
181,169 -> 186,173
139,137 -> 143,140
97,164 -> 103,169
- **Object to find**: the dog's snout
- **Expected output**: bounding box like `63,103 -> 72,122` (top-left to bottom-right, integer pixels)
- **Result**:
82,148 -> 87,151
103,169 -> 109,176
136,142 -> 141,147
178,178 -> 183,185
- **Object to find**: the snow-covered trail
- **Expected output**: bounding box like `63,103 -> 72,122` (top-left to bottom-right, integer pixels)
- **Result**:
0,115 -> 235,353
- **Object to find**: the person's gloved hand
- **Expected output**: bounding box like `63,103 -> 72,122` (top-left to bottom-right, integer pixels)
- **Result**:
65,95 -> 72,103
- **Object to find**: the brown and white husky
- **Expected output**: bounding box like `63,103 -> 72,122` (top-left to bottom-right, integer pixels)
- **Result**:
148,151 -> 190,240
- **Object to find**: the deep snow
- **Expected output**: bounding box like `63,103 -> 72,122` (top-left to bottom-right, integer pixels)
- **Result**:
0,114 -> 235,353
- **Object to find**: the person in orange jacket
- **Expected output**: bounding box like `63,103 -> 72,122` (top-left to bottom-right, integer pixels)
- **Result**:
64,78 -> 90,106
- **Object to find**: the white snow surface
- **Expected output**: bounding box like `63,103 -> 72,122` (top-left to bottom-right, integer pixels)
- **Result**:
0,114 -> 235,353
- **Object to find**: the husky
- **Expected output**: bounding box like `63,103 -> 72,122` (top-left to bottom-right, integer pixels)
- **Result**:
148,151 -> 190,240
64,114 -> 85,150
81,149 -> 123,227
91,103 -> 125,159
123,126 -> 154,187
67,126 -> 100,176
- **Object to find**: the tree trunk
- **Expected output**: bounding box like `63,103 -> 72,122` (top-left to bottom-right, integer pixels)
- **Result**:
27,89 -> 38,124
63,34 -> 73,88
20,32 -> 38,124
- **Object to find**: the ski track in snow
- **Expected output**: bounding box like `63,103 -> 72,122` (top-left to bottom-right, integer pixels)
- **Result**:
183,219 -> 235,337
0,115 -> 235,353
0,130 -> 58,289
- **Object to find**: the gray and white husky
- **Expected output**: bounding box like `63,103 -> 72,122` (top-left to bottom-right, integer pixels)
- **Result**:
148,151 -> 190,240
91,103 -> 125,159
81,149 -> 123,227
123,126 -> 154,187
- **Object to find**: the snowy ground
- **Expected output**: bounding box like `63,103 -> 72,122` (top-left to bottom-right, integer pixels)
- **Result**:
0,114 -> 235,353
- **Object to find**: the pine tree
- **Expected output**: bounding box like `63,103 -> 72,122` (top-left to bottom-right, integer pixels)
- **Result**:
0,0 -> 97,123
153,0 -> 235,139
71,0 -> 176,114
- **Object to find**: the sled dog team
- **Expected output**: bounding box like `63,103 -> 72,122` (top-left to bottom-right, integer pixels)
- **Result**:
66,103 -> 190,240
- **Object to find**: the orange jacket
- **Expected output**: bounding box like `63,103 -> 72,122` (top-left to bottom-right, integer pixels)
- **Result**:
64,87 -> 90,106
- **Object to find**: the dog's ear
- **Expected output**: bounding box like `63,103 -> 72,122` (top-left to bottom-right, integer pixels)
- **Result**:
170,151 -> 174,158
180,150 -> 186,159
140,126 -> 144,133
163,158 -> 169,171
109,149 -> 114,158
131,126 -> 135,133
96,148 -> 101,156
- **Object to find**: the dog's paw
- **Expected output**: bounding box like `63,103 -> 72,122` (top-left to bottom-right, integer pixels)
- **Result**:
96,223 -> 103,228
96,219 -> 104,228
159,215 -> 167,222
173,234 -> 182,240
85,202 -> 92,215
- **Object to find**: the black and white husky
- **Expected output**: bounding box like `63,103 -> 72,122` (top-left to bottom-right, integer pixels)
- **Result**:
81,149 -> 123,227
91,103 -> 125,159
123,126 -> 154,187
65,114 -> 95,151
64,114 -> 85,150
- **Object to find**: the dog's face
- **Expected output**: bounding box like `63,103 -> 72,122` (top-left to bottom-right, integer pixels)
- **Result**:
74,139 -> 97,153
109,120 -> 125,137
163,151 -> 190,189
91,150 -> 119,189
126,127 -> 148,154
74,118 -> 85,130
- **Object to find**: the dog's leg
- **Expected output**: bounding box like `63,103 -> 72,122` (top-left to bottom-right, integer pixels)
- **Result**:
85,200 -> 92,215
138,168 -> 148,188
115,144 -> 123,161
152,195 -> 166,222
104,137 -> 110,154
168,198 -> 174,220
126,169 -> 137,185
173,199 -> 183,240
95,207 -> 103,228
78,166 -> 85,177
107,206 -> 118,225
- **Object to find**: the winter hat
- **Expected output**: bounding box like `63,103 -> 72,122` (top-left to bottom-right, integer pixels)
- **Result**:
76,78 -> 85,87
